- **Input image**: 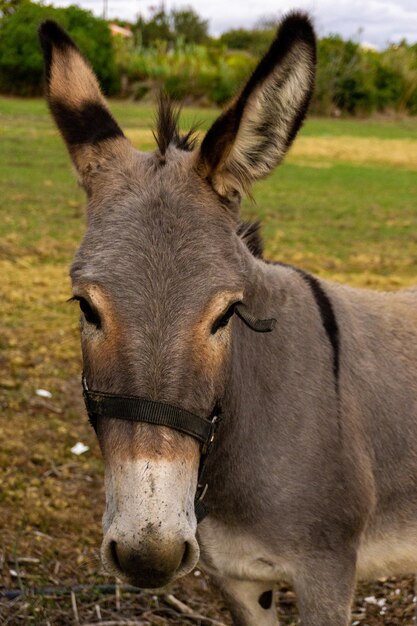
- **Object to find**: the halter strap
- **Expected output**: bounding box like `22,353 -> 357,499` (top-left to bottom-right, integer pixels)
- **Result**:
82,377 -> 220,522
83,380 -> 216,444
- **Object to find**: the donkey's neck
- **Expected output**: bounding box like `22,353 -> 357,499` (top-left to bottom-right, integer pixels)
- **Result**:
205,260 -> 341,526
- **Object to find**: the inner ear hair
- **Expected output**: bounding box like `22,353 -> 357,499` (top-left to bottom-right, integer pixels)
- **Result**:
197,12 -> 316,198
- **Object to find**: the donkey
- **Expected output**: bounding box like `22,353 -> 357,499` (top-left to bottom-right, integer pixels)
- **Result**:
38,13 -> 417,626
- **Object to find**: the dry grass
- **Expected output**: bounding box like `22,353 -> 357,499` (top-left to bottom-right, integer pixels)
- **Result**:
290,136 -> 417,170
123,129 -> 417,172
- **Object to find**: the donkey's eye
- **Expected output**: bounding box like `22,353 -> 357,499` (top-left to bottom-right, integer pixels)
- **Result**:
72,296 -> 101,327
211,303 -> 238,334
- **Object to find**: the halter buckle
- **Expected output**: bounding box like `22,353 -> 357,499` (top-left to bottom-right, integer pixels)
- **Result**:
196,482 -> 209,502
202,414 -> 219,455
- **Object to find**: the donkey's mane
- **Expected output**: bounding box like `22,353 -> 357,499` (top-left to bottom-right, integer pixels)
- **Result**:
236,221 -> 264,258
154,94 -> 199,156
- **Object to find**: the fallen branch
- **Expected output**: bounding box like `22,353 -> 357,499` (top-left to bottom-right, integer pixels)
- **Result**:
163,593 -> 228,625
115,581 -> 121,611
0,584 -> 229,626
0,584 -> 142,599
179,614 -> 227,626
164,593 -> 194,614
14,557 -> 40,565
82,615 -> 228,626
71,590 -> 80,625
81,622 -> 147,626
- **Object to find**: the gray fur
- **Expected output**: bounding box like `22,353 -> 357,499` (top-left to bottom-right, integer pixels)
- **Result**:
40,12 -> 417,626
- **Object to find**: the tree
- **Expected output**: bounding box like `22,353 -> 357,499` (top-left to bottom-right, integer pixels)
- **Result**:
134,9 -> 171,47
0,1 -> 118,95
0,0 -> 23,17
219,28 -> 273,56
134,6 -> 208,47
172,7 -> 208,44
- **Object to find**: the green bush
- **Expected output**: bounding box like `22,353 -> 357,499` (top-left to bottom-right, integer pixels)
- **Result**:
311,36 -> 417,116
380,43 -> 417,113
313,37 -> 374,114
1,2 -> 417,115
219,28 -> 272,56
120,40 -> 255,105
0,1 -> 118,95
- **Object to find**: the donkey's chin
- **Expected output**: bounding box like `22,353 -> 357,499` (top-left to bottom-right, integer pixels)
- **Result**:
115,569 -> 177,590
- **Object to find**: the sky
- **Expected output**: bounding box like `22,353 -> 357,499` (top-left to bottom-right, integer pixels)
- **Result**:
50,0 -> 417,48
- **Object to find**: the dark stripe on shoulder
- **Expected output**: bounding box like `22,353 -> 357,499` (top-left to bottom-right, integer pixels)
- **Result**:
272,261 -> 340,383
296,269 -> 340,381
49,100 -> 124,146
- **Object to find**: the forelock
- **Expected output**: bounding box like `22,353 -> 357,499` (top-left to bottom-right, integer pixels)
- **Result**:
154,93 -> 199,157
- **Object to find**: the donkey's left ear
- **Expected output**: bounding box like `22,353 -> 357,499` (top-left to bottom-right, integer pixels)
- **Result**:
38,20 -> 130,188
196,12 -> 316,198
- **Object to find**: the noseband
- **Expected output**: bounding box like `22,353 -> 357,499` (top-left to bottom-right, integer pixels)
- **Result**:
82,303 -> 276,523
82,377 -> 219,522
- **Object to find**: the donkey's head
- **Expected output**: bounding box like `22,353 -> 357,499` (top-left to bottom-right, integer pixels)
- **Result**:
39,14 -> 316,588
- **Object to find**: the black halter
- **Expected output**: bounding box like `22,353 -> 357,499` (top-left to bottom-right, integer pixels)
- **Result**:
82,303 -> 276,523
82,376 -> 219,521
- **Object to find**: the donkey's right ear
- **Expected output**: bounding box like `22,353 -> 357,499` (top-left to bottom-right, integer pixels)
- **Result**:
196,12 -> 316,199
38,21 -> 130,188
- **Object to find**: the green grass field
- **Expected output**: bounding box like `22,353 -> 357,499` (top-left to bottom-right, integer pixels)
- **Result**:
1,97 -> 417,624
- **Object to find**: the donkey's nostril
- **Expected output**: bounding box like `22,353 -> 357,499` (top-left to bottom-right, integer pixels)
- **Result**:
110,540 -> 122,571
180,541 -> 190,570
176,539 -> 200,577
110,539 -> 140,576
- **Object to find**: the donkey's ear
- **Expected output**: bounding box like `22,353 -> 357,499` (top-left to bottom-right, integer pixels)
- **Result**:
196,12 -> 316,198
38,21 -> 129,186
